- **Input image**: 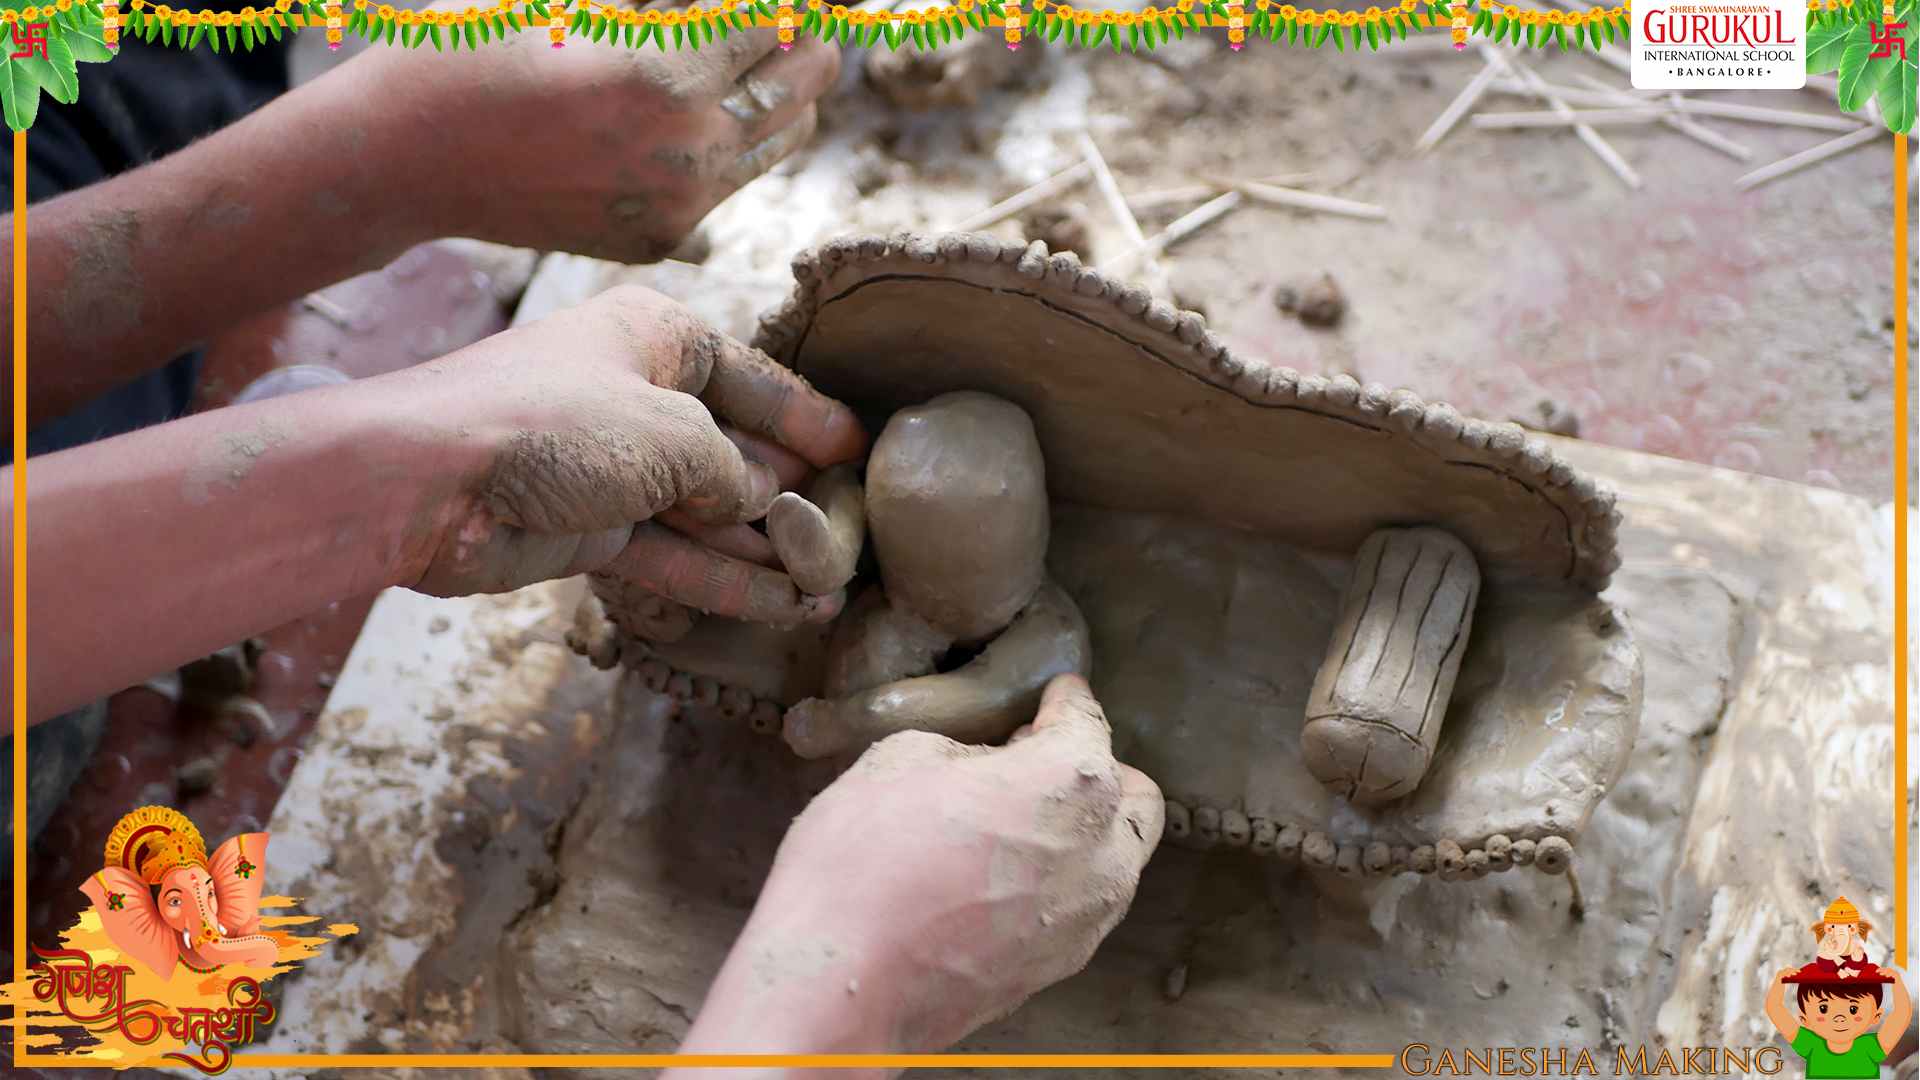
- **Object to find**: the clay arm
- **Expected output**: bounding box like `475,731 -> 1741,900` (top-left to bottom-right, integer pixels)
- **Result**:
1765,968 -> 1800,1043
782,577 -> 1091,759
766,462 -> 867,596
1880,969 -> 1910,1055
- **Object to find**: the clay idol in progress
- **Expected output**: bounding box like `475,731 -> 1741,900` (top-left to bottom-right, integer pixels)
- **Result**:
570,230 -> 1643,891
777,391 -> 1092,759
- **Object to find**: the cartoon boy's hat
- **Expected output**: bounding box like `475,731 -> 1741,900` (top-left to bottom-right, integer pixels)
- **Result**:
103,806 -> 209,885
1824,896 -> 1861,925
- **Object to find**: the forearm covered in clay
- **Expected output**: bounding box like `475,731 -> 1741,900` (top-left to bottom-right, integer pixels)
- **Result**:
783,578 -> 1091,758
767,461 -> 867,596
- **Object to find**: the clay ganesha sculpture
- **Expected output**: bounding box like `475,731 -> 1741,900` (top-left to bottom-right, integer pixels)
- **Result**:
568,230 -> 1644,887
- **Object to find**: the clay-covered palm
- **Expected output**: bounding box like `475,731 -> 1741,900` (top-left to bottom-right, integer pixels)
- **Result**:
343,2 -> 839,264
400,284 -> 867,625
675,675 -> 1164,1057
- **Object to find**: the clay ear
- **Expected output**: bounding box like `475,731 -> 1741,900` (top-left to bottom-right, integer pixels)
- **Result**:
79,868 -> 178,982
207,834 -> 269,938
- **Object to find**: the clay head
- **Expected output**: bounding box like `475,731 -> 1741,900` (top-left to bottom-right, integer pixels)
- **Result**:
865,390 -> 1049,645
1796,983 -> 1884,1039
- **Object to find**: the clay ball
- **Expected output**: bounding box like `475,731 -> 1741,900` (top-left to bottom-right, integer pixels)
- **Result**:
866,390 -> 1050,645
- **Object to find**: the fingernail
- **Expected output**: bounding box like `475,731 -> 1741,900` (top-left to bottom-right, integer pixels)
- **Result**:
751,464 -> 778,509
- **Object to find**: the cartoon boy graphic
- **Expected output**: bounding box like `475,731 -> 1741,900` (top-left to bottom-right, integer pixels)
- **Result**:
1766,897 -> 1911,1079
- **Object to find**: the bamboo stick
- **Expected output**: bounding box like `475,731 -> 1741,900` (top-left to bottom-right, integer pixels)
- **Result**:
1415,54 -> 1506,154
1473,107 -> 1668,126
1514,60 -> 1642,189
950,161 -> 1093,232
1734,124 -> 1887,189
1100,192 -> 1244,274
1204,176 -> 1390,220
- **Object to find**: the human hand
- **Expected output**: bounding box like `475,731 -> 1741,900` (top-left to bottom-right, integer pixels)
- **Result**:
1775,967 -> 1798,984
391,283 -> 867,624
340,1 -> 840,264
672,674 -> 1163,1058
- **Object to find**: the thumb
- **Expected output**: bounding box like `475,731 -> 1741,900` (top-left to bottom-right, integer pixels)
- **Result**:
1009,674 -> 1116,760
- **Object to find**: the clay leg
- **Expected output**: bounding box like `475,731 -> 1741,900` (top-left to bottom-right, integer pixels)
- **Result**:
767,462 -> 867,596
821,583 -> 953,699
783,577 -> 1092,759
1300,526 -> 1480,806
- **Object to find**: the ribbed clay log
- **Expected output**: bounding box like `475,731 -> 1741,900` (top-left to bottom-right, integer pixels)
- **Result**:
1302,526 -> 1482,807
562,612 -> 792,738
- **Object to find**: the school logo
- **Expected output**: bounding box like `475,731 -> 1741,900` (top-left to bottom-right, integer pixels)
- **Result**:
0,806 -> 358,1073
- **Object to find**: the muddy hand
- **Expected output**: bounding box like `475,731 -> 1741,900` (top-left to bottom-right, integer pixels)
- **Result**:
404,285 -> 866,626
347,0 -> 839,265
670,674 -> 1164,1058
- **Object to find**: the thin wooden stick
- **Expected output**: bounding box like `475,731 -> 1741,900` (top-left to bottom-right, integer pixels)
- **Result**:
1125,174 -> 1314,211
950,160 -> 1093,232
1566,863 -> 1588,920
1076,130 -> 1170,296
1473,107 -> 1668,127
1592,41 -> 1632,72
1514,60 -> 1642,189
1205,176 -> 1389,220
1665,93 -> 1757,161
1100,192 -> 1244,274
1734,124 -> 1888,189
1415,53 -> 1505,155
1668,98 -> 1864,131
1078,130 -> 1149,250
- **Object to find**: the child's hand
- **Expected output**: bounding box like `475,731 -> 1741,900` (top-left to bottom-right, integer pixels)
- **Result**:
1775,967 -> 1799,983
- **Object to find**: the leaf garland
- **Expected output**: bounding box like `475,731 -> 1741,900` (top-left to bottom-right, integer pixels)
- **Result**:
0,0 -> 1909,133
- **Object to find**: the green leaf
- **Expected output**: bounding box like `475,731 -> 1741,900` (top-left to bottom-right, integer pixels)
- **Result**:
429,20 -> 441,45
186,21 -> 203,46
701,14 -> 712,39
1838,24 -> 1896,109
1875,42 -> 1916,130
909,19 -> 922,45
1127,19 -> 1137,45
671,20 -> 681,44
1806,17 -> 1852,70
384,18 -> 395,42
1091,19 -> 1107,43
1553,21 -> 1565,47
1365,17 -> 1377,45
1311,17 -> 1328,43
1,58 -> 41,131
464,19 -> 476,45
63,18 -> 112,59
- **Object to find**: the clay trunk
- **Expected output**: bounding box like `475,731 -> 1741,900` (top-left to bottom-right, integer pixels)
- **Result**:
1301,526 -> 1480,807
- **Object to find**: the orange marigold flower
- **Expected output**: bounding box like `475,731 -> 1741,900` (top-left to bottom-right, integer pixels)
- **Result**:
831,3 -> 846,13
1279,3 -> 1296,13
1546,7 -> 1562,19
1118,8 -> 1134,20
377,4 -> 393,15
1338,8 -> 1357,21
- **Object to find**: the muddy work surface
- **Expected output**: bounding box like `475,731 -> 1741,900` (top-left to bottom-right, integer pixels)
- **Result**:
251,438 -> 1894,1072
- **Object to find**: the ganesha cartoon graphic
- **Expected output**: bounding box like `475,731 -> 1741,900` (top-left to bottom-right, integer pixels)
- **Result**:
76,807 -> 279,980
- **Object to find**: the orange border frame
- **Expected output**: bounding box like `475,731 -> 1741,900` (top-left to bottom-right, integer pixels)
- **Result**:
3,127 -> 1910,1071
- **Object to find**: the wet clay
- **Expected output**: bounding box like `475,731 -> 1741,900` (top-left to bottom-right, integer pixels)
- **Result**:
765,462 -> 865,597
1300,526 -> 1481,807
579,232 -> 1641,880
781,391 -> 1093,758
784,576 -> 1091,759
